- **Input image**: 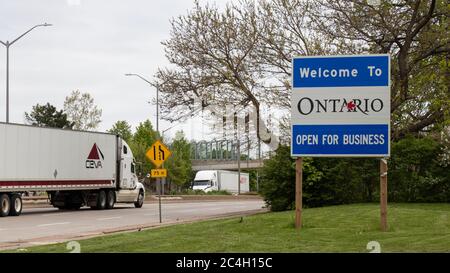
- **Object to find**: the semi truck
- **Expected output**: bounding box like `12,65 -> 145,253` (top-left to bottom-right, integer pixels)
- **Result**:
0,122 -> 145,217
192,170 -> 250,193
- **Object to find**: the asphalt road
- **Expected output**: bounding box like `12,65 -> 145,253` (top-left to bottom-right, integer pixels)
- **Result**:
0,199 -> 266,250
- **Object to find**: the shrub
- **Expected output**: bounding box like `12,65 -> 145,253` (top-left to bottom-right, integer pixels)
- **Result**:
259,137 -> 449,211
389,136 -> 449,202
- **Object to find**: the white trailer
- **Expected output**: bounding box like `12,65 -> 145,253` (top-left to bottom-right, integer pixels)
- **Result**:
0,122 -> 145,217
192,170 -> 250,194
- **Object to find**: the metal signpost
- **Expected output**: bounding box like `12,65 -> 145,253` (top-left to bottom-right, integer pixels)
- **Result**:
291,54 -> 390,231
146,140 -> 172,223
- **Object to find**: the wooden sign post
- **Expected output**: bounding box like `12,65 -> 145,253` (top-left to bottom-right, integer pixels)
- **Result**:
295,157 -> 303,229
380,158 -> 388,231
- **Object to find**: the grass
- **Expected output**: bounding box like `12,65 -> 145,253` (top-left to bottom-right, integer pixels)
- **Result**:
7,203 -> 450,253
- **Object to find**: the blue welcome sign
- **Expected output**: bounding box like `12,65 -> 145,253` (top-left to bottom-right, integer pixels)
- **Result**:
291,54 -> 390,157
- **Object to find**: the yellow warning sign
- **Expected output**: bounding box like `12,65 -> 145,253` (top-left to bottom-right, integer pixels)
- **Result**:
146,140 -> 172,168
151,168 -> 167,178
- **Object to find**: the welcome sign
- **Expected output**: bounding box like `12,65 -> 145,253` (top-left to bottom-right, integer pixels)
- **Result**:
291,55 -> 390,157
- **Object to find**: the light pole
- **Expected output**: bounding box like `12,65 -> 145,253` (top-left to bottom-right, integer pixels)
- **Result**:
125,73 -> 162,222
124,73 -> 159,133
0,23 -> 52,123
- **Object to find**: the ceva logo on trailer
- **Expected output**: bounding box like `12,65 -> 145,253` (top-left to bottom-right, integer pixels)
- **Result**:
86,143 -> 104,168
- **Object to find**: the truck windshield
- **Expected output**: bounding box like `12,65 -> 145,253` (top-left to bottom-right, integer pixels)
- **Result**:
193,180 -> 211,187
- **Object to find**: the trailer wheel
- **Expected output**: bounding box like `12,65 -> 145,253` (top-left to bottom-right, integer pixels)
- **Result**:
9,194 -> 22,216
96,190 -> 107,210
106,190 -> 115,209
134,190 -> 144,208
0,194 -> 11,217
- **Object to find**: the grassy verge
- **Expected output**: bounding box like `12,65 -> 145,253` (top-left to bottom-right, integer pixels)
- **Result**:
8,203 -> 450,253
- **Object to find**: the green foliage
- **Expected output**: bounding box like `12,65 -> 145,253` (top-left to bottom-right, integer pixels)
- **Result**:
133,120 -> 159,147
166,131 -> 192,188
259,145 -> 295,211
108,120 -> 133,142
24,103 -> 73,129
309,158 -> 378,207
260,138 -> 449,211
248,170 -> 258,192
63,90 -> 102,131
129,119 -> 159,180
389,136 -> 450,202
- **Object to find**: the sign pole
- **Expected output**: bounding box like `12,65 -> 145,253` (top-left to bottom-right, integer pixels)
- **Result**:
295,157 -> 303,229
158,177 -> 162,223
146,140 -> 172,225
380,158 -> 388,231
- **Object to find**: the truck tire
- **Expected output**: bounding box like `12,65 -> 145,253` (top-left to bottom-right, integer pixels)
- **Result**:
0,194 -> 11,217
96,190 -> 107,210
9,194 -> 23,216
134,190 -> 144,208
106,190 -> 115,209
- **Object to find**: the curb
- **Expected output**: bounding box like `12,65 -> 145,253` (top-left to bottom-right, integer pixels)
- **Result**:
23,195 -> 263,208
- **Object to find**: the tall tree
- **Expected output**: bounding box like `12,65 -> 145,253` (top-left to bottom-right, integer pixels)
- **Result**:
63,90 -> 102,131
108,120 -> 133,142
129,120 -> 159,179
154,1 -> 279,145
133,120 -> 159,147
24,103 -> 73,129
308,0 -> 449,140
166,131 -> 192,190
156,0 -> 449,142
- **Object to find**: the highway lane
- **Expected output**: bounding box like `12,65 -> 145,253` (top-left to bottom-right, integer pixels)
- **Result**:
0,199 -> 266,249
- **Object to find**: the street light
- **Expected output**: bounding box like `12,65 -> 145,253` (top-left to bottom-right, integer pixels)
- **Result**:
125,72 -> 163,222
0,23 -> 52,123
124,73 -> 159,133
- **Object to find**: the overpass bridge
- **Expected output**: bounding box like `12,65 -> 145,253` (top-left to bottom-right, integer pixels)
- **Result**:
189,140 -> 265,171
191,159 -> 264,171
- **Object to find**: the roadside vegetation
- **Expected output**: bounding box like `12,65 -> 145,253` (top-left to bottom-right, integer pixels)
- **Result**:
9,203 -> 450,253
260,137 -> 450,211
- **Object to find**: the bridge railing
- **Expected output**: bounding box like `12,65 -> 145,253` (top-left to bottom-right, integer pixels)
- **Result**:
190,140 -> 239,161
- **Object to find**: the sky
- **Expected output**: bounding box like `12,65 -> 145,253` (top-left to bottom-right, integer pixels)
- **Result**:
0,0 -> 227,141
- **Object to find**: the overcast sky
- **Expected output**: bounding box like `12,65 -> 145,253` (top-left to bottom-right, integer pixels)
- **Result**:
0,0 -> 227,140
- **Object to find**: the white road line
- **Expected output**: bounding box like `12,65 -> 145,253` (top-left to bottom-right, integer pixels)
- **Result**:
97,216 -> 122,221
37,222 -> 70,227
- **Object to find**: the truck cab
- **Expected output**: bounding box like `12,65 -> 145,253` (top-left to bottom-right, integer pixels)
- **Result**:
115,140 -> 145,206
119,141 -> 138,190
192,170 -> 218,192
192,170 -> 250,194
